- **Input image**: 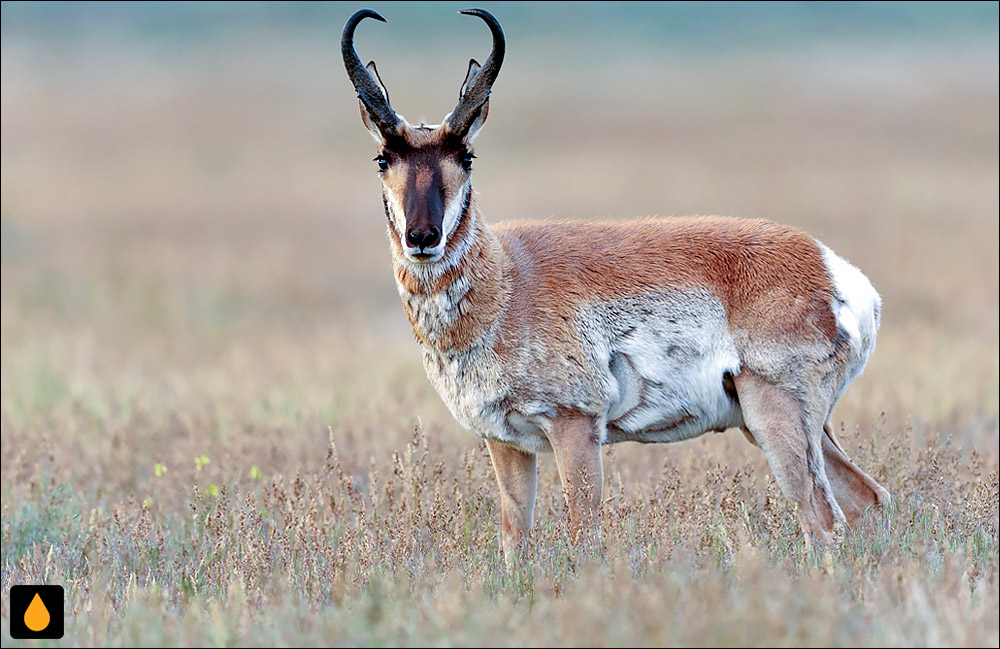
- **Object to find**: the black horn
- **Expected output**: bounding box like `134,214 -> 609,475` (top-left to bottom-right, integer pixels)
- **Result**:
446,8 -> 505,138
342,9 -> 401,136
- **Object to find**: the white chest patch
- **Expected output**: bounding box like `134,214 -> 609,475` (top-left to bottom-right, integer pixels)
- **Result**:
420,336 -> 555,453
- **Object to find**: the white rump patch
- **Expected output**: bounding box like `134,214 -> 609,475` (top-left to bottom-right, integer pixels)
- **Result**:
818,241 -> 882,394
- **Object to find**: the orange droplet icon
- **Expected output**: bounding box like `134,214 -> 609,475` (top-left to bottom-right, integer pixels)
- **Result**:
24,592 -> 51,632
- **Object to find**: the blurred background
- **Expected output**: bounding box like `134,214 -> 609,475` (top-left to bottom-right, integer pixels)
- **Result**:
2,1 -> 997,486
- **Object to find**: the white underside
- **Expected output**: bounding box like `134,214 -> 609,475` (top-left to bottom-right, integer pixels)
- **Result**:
576,289 -> 745,444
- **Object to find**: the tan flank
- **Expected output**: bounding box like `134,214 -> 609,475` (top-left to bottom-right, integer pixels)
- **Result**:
342,8 -> 890,555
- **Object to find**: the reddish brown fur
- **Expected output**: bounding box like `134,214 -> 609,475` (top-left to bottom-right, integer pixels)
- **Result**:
478,217 -> 839,388
493,217 -> 837,343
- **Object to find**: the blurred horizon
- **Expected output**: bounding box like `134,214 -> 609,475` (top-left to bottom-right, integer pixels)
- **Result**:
4,3 -> 997,101
4,2 -> 997,49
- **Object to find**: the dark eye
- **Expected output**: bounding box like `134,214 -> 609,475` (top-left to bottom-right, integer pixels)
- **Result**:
374,155 -> 389,172
461,154 -> 475,172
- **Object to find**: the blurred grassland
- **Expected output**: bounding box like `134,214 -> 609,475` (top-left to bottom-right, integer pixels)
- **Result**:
2,1 -> 998,646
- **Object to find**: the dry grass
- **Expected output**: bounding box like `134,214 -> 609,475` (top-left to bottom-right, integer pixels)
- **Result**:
2,4 -> 998,646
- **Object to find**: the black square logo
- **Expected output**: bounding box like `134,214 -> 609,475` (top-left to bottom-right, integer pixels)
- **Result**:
9,585 -> 64,639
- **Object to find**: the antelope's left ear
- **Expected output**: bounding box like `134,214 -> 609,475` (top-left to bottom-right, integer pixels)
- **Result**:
359,60 -> 392,142
458,59 -> 488,142
460,58 -> 481,98
463,100 -> 488,142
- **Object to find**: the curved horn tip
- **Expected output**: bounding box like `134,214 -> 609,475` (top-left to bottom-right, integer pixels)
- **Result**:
456,9 -> 505,38
342,8 -> 400,135
350,8 -> 387,23
458,8 -> 492,17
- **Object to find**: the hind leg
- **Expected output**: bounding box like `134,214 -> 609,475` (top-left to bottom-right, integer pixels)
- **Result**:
821,423 -> 891,524
734,370 -> 845,547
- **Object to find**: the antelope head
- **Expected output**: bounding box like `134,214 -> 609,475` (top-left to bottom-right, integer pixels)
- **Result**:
342,8 -> 504,264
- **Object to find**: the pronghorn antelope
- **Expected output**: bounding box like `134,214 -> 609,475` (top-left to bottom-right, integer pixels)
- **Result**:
342,8 -> 890,554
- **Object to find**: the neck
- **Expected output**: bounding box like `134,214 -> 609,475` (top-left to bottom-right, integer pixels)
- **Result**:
389,190 -> 507,353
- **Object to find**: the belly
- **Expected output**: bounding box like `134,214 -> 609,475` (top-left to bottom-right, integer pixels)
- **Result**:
576,289 -> 745,444
602,348 -> 744,443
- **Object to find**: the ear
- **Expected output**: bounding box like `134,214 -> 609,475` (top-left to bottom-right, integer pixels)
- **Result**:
463,99 -> 488,142
458,59 -> 489,142
359,60 -> 391,143
459,58 -> 481,100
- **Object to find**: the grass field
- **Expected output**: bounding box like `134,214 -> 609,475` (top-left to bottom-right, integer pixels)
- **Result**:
2,2 -> 998,646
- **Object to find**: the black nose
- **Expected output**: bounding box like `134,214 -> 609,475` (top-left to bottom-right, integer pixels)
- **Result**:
406,225 -> 441,250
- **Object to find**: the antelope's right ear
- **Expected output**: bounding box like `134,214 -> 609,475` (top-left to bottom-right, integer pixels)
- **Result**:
359,61 -> 391,143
